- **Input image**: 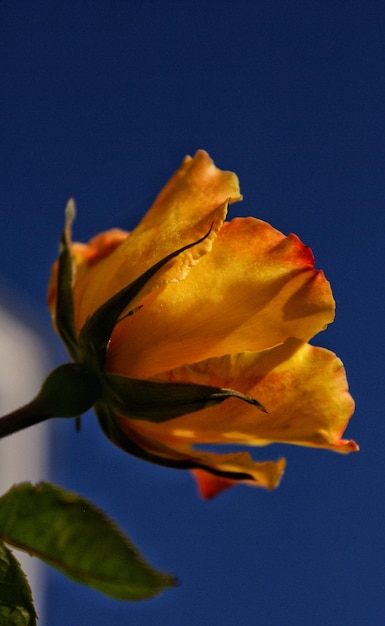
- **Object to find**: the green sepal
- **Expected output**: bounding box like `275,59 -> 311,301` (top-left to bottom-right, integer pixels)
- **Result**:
0,483 -> 175,601
0,541 -> 37,626
55,199 -> 79,361
102,372 -> 266,422
78,227 -> 213,370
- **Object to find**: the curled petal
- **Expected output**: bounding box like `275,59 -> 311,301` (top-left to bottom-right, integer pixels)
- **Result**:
187,452 -> 286,492
99,404 -> 285,492
122,338 -> 357,454
190,452 -> 286,498
107,218 -> 335,378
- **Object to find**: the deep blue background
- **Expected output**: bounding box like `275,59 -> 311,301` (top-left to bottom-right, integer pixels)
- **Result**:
2,2 -> 384,624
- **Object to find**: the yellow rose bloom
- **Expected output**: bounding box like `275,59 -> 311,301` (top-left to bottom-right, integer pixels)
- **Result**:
48,151 -> 357,499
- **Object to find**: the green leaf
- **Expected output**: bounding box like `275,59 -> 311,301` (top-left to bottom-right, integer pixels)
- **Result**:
103,372 -> 266,421
0,541 -> 37,626
0,483 -> 175,601
78,227 -> 213,370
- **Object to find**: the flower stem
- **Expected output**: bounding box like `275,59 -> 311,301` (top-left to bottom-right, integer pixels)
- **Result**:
0,401 -> 51,439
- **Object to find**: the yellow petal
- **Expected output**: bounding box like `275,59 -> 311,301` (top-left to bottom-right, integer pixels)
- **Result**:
122,338 -> 357,453
67,151 -> 241,331
107,218 -> 335,378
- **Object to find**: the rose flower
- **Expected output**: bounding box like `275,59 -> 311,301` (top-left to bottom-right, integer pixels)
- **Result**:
47,150 -> 358,499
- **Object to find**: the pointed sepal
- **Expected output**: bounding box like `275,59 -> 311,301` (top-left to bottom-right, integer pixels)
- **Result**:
101,372 -> 266,422
56,199 -> 79,360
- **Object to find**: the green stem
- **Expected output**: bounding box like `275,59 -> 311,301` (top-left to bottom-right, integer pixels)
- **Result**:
0,402 -> 51,439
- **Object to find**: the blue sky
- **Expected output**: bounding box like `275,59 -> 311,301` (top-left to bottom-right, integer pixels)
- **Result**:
2,2 -> 385,624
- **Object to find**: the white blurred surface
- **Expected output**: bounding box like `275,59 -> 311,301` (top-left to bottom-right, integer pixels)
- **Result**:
0,300 -> 52,624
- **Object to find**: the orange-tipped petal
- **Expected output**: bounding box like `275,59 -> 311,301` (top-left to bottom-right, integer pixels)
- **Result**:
124,338 -> 356,454
107,218 -> 335,378
192,470 -> 238,499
